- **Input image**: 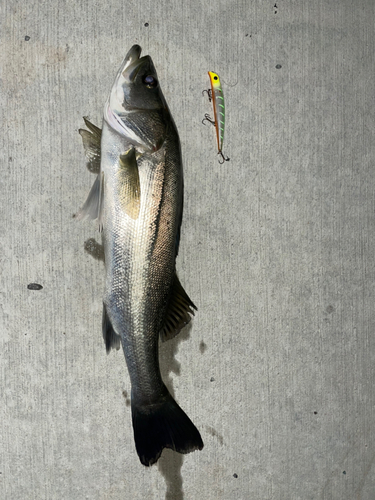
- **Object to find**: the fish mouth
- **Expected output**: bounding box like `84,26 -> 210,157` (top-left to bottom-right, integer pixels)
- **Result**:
121,47 -> 153,83
109,45 -> 144,86
120,44 -> 142,73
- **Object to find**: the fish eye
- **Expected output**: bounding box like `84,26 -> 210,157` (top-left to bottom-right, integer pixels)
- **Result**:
214,76 -> 218,80
143,75 -> 158,88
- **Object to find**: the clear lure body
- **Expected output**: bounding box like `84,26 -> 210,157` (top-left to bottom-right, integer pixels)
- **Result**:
204,71 -> 229,163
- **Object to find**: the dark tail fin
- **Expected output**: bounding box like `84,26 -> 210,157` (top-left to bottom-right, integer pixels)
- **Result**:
131,393 -> 204,466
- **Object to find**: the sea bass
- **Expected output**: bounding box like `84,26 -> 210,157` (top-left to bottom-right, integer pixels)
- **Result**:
77,45 -> 203,466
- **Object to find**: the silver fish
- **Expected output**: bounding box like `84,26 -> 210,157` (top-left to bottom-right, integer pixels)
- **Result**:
77,45 -> 203,466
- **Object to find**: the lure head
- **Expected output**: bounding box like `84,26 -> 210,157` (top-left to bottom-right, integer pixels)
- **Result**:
208,71 -> 221,90
104,45 -> 169,152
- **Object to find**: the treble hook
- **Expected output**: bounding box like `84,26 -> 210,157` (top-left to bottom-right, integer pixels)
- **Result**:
202,113 -> 215,126
202,88 -> 212,102
218,151 -> 230,164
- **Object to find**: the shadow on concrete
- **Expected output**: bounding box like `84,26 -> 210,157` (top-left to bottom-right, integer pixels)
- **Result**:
157,322 -> 193,500
84,238 -> 104,261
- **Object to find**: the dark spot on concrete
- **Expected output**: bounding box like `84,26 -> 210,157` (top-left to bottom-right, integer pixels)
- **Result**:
144,22 -> 149,27
122,390 -> 131,407
210,377 -> 215,382
84,238 -> 105,261
8,157 -> 12,162
199,341 -> 207,354
25,36 -> 30,41
326,305 -> 334,314
343,470 -> 346,475
314,411 -> 318,415
276,64 -> 282,69
27,283 -> 43,290
233,473 -> 238,478
206,425 -> 224,445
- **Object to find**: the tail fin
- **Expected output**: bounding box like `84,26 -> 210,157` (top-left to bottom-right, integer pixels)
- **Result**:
131,392 -> 204,466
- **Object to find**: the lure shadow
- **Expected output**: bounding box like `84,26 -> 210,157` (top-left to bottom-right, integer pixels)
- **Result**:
157,322 -> 193,500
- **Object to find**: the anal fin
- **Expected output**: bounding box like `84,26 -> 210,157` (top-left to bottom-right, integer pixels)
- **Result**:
102,303 -> 121,353
160,274 -> 197,342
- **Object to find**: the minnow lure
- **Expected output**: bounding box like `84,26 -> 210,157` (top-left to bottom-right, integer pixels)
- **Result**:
202,71 -> 230,164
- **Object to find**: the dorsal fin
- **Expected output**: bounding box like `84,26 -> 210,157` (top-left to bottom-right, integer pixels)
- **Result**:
79,117 -> 102,174
160,274 -> 197,342
75,171 -> 105,231
76,118 -> 104,230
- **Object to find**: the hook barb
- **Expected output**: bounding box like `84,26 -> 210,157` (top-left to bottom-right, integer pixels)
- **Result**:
218,150 -> 230,164
202,89 -> 212,102
202,113 -> 215,126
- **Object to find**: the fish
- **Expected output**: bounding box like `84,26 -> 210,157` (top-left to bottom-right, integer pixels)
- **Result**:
77,45 -> 203,466
203,71 -> 230,164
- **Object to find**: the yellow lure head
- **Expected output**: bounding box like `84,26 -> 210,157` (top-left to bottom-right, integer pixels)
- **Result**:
208,71 -> 221,89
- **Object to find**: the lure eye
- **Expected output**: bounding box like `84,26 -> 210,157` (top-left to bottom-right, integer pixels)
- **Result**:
214,76 -> 218,80
143,75 -> 158,88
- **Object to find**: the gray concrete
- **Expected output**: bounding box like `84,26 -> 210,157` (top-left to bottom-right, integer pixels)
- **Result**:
1,1 -> 375,498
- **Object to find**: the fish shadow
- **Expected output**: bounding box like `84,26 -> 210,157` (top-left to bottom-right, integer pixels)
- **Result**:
158,322 -> 193,500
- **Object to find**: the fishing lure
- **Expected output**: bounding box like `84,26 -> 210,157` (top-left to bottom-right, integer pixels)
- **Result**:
202,71 -> 230,164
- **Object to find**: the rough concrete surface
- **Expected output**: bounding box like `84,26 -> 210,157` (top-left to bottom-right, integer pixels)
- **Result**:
1,0 -> 375,498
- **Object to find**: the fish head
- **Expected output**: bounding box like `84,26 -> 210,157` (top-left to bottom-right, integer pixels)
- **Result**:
105,45 -> 169,152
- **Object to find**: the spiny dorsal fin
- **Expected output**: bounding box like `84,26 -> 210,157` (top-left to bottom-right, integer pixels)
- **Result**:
79,117 -> 102,174
102,303 -> 121,353
118,148 -> 141,220
83,116 -> 101,136
160,274 -> 197,342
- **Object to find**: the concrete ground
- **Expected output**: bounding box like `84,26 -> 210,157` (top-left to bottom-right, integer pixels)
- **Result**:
1,1 -> 375,498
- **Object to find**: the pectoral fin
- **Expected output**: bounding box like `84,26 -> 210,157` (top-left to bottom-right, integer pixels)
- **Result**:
79,117 -> 102,174
160,274 -> 197,342
118,148 -> 141,220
